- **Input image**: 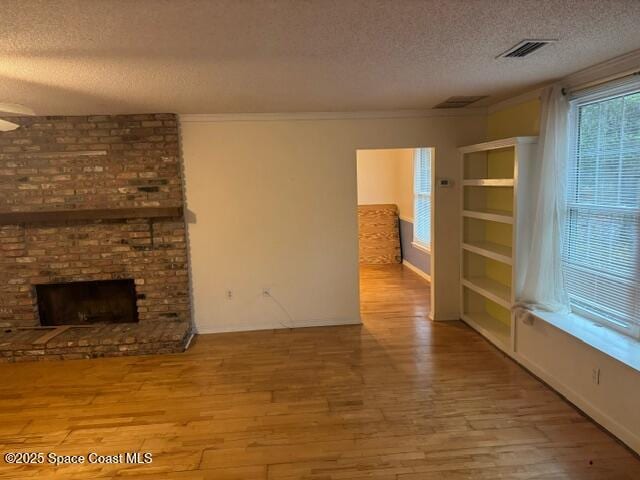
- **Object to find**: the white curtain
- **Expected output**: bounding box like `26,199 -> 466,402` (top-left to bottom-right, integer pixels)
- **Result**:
515,84 -> 571,313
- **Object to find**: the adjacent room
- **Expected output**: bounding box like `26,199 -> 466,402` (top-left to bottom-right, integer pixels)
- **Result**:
356,147 -> 433,322
0,1 -> 639,478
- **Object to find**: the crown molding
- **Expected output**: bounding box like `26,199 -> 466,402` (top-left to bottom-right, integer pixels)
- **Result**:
487,86 -> 547,114
564,48 -> 640,89
488,49 -> 640,115
180,108 -> 487,123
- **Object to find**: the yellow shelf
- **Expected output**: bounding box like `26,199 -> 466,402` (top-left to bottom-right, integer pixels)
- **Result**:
462,241 -> 512,265
462,208 -> 513,224
461,312 -> 511,352
462,276 -> 511,308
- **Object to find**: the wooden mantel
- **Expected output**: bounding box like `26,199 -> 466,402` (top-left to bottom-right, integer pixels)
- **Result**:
0,206 -> 183,225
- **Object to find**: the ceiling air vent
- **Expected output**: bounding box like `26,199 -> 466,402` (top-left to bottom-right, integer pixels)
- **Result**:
433,96 -> 487,109
498,39 -> 556,58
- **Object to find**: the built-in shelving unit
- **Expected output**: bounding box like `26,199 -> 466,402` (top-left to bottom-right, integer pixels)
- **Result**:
459,136 -> 537,353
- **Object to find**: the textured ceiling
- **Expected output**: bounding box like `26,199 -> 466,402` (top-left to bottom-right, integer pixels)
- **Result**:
1,0 -> 639,115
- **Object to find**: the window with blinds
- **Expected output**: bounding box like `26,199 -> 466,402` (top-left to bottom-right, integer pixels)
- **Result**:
564,80 -> 640,338
413,148 -> 432,250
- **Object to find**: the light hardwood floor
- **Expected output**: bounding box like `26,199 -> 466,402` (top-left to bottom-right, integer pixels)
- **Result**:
0,264 -> 638,479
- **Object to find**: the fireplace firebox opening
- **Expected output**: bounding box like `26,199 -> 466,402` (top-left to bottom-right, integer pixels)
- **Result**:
36,279 -> 139,326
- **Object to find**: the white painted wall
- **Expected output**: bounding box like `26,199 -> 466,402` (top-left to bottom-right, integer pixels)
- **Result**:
396,150 -> 416,222
180,112 -> 485,332
356,149 -> 399,207
356,148 -> 415,220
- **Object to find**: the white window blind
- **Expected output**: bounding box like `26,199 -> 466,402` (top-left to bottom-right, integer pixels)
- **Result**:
413,148 -> 432,249
564,79 -> 640,338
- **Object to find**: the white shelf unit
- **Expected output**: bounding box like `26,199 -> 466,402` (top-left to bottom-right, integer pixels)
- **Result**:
462,240 -> 512,265
462,208 -> 513,224
459,136 -> 537,354
463,179 -> 514,187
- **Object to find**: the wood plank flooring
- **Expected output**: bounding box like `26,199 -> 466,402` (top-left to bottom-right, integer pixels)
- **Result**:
0,264 -> 638,479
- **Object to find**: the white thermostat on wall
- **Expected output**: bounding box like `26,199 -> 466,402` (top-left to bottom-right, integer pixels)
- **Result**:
438,178 -> 453,187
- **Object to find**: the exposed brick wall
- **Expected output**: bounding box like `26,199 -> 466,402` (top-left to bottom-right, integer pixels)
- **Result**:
0,114 -> 191,360
0,114 -> 181,211
0,219 -> 189,327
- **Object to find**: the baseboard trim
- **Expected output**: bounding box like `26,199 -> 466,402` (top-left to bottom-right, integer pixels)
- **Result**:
514,352 -> 640,455
430,312 -> 461,321
402,259 -> 431,282
464,319 -> 640,454
194,318 -> 362,335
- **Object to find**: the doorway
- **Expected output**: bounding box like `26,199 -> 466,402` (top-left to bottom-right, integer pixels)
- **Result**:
356,147 -> 434,319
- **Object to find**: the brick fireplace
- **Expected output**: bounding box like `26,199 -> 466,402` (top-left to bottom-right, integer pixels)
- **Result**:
0,114 -> 192,361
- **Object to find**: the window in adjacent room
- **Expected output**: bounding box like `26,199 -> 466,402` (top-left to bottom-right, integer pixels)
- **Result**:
413,148 -> 432,252
564,80 -> 640,339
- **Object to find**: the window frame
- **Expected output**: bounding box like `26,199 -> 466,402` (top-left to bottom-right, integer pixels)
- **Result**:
564,82 -> 640,339
412,148 -> 433,253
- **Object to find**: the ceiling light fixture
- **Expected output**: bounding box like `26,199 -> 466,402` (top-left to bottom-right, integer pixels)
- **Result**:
0,103 -> 36,131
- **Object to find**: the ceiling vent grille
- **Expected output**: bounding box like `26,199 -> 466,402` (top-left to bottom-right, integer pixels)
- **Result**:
433,96 -> 487,109
498,39 -> 556,58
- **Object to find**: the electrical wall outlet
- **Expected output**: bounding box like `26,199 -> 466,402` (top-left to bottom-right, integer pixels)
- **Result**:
592,367 -> 600,385
226,289 -> 233,300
